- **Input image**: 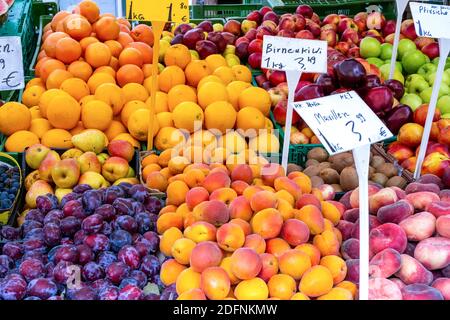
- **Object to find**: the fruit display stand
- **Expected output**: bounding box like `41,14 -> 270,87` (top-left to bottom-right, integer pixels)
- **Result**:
266,0 -> 397,19
0,152 -> 24,226
191,4 -> 262,19
30,0 -> 58,28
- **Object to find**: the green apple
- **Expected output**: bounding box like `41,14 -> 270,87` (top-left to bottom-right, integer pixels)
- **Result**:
400,93 -> 423,111
407,76 -> 429,94
366,57 -> 384,68
419,84 -> 450,103
402,50 -> 428,74
427,71 -> 450,86
417,63 -> 437,77
398,38 -> 417,59
437,95 -> 450,114
405,74 -> 426,88
360,37 -> 381,58
434,57 -> 450,69
379,43 -> 393,60
442,113 -> 450,119
384,60 -> 402,72
380,63 -> 402,79
445,68 -> 450,79
213,23 -> 224,32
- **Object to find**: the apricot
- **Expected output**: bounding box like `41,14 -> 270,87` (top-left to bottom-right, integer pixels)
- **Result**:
193,200 -> 230,227
185,187 -> 209,211
268,274 -> 297,300
261,163 -> 285,187
277,199 -> 295,221
244,234 -> 266,254
251,208 -> 283,239
216,223 -> 245,252
210,187 -> 237,205
274,177 -> 302,201
250,190 -> 278,212
183,221 -> 216,243
279,249 -> 311,280
201,266 -> 231,300
184,168 -> 206,188
295,243 -> 321,266
280,219 -> 309,246
156,211 -> 183,234
230,247 -> 262,280
291,292 -> 310,300
317,287 -> 353,300
257,253 -> 279,282
219,257 -> 240,285
171,238 -> 196,265
190,241 -> 223,273
229,196 -> 253,221
202,171 -> 231,193
231,164 -> 253,184
177,288 -> 207,300
295,204 -> 325,235
321,201 -> 342,225
265,238 -> 290,258
313,230 -> 341,256
160,259 -> 187,286
336,281 -> 358,299
299,265 -> 334,298
320,255 -> 347,285
276,190 -> 295,207
234,278 -> 269,300
176,267 -> 201,295
166,180 -> 189,206
242,185 -> 264,201
231,180 -> 249,195
160,227 -> 183,256
296,194 -> 321,210
229,218 -> 251,236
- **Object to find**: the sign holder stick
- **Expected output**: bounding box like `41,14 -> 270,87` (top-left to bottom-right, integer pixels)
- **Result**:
147,21 -> 165,150
414,38 -> 450,179
389,0 -> 409,80
352,144 -> 371,301
281,70 -> 302,171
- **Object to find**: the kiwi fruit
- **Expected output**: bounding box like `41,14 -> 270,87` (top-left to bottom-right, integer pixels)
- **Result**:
320,168 -> 340,184
318,162 -> 332,171
307,147 -> 329,162
287,163 -> 303,175
303,165 -> 321,177
305,159 -> 320,167
310,176 -> 325,188
386,176 -> 407,188
377,163 -> 398,178
331,184 -> 343,192
371,173 -> 388,186
329,153 -> 354,172
370,155 -> 385,170
340,167 -> 359,191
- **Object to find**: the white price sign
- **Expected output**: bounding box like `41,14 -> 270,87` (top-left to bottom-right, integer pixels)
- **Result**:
292,91 -> 393,155
262,36 -> 327,72
0,36 -> 24,91
410,2 -> 450,39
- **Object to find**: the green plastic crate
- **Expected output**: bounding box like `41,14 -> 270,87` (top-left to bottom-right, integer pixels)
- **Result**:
31,1 -> 59,28
266,0 -> 397,19
191,4 -> 261,19
28,15 -> 52,77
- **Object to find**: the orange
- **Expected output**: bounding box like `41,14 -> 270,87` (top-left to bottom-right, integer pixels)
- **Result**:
130,24 -> 154,46
227,81 -> 252,110
55,37 -> 82,64
104,120 -> 127,141
79,36 -> 98,53
29,118 -> 52,138
95,16 -> 120,41
104,40 -> 123,58
238,87 -> 271,115
167,85 -> 197,112
117,18 -> 131,29
70,121 -> 85,135
93,66 -> 116,78
299,265 -> 334,298
112,133 -> 140,149
156,112 -> 173,128
319,255 -> 347,285
197,81 -> 228,109
46,69 -> 73,90
81,100 -> 113,131
22,85 -> 46,108
29,106 -> 43,120
5,131 -> 40,152
204,101 -> 236,133
213,66 -> 236,85
185,60 -> 212,87
62,132 -> 89,157
151,91 -> 169,113
158,66 -> 186,93
87,72 -> 116,94
64,17 -> 92,41
85,42 -> 112,68
39,59 -> 66,82
94,83 -> 125,115
154,127 -> 186,150
236,107 -> 265,131
43,32 -> 69,58
172,102 -> 204,133
60,78 -> 90,101
38,89 -> 69,118
51,11 -> 71,32
234,278 -> 269,300
232,65 -> 252,83
47,94 -> 81,130
127,109 -> 159,141
118,47 -> 144,67
68,61 -> 93,82
142,64 -> 154,78
116,32 -> 134,49
109,56 -> 120,70
205,54 -> 227,71
116,64 -> 144,87
197,75 -> 224,91
77,0 -> 100,23
127,42 -> 153,64
79,95 -> 95,108
164,44 -> 191,70
268,274 -> 297,300
26,78 -> 45,89
0,102 -> 31,135
122,83 -> 149,103
121,100 -> 148,126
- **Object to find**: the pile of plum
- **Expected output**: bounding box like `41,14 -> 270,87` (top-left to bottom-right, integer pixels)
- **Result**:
336,174 -> 450,300
0,184 -> 176,300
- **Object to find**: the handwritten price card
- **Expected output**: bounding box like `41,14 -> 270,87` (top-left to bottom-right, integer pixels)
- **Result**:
292,91 -> 393,155
126,0 -> 189,23
262,36 -> 327,72
0,37 -> 24,91
410,2 -> 450,39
